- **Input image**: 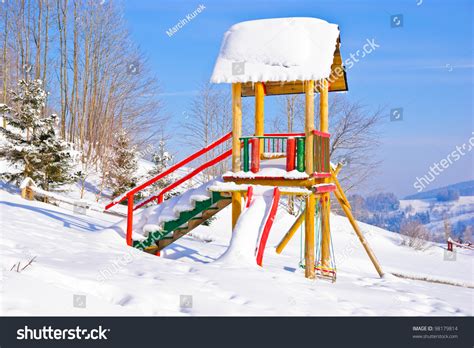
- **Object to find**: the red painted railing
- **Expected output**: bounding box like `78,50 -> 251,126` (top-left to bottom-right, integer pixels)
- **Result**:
105,131 -> 232,211
135,149 -> 232,210
105,131 -> 233,247
256,187 -> 281,266
240,133 -> 306,173
239,131 -> 331,177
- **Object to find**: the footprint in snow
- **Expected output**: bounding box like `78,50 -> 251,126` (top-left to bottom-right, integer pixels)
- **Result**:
116,294 -> 133,306
229,294 -> 251,305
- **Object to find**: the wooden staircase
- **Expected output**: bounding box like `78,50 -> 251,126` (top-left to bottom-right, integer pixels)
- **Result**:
133,191 -> 231,254
104,132 -> 234,253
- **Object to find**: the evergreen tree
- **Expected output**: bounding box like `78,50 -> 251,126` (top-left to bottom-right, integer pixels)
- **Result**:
0,79 -> 75,190
147,139 -> 177,200
108,129 -> 139,197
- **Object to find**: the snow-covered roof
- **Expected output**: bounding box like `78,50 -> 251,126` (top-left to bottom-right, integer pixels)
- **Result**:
211,17 -> 340,84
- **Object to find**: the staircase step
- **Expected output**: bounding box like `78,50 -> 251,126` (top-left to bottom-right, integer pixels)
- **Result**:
133,192 -> 229,250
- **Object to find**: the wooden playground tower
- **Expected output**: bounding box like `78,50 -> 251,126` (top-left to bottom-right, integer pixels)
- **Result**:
223,79 -> 386,280
215,19 -> 385,281
104,18 -> 384,282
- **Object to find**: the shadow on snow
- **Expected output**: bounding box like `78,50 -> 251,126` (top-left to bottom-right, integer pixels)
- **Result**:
0,201 -> 106,233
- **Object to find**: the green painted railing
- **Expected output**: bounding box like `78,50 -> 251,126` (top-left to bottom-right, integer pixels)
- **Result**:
238,132 -> 331,176
296,137 -> 305,172
239,134 -> 306,173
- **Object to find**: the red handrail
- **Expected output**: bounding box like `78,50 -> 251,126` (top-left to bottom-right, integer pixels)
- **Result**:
240,133 -> 306,138
105,131 -> 232,210
263,132 -> 305,137
134,148 -> 233,210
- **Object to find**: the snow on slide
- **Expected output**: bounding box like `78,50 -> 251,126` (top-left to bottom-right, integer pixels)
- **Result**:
217,186 -> 279,266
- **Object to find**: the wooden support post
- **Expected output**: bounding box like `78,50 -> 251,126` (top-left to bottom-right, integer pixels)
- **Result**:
331,169 -> 351,210
276,209 -> 305,254
320,193 -> 331,268
27,187 -> 34,200
21,187 -> 34,200
255,82 -> 265,154
21,178 -> 35,200
334,162 -> 343,176
305,193 -> 316,279
243,138 -> 250,172
286,137 -> 296,171
296,137 -> 305,172
231,191 -> 242,229
250,138 -> 260,173
318,79 -> 331,269
304,80 -> 315,175
319,79 -> 329,133
232,83 -> 242,172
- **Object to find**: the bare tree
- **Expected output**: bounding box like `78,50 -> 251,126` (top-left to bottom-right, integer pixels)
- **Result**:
1,6 -> 9,128
273,94 -> 383,192
319,95 -> 383,192
1,0 -> 167,197
182,82 -> 232,181
443,217 -> 452,241
462,225 -> 472,243
272,94 -> 305,133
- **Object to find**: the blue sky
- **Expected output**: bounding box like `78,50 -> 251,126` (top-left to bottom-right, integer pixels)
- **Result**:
122,0 -> 473,197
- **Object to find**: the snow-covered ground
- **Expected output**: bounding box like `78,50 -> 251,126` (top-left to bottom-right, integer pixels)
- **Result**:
1,185 -> 472,316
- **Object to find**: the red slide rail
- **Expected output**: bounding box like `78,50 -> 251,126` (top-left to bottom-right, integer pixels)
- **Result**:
104,131 -> 233,247
256,187 -> 281,266
245,186 -> 254,208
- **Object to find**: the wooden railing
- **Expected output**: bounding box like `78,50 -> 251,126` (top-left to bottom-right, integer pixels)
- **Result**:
312,130 -> 331,178
239,131 -> 331,177
105,131 -> 233,246
240,133 -> 306,173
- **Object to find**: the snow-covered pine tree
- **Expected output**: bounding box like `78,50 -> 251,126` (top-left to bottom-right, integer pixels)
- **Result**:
0,79 -> 75,190
146,139 -> 177,200
108,129 -> 139,197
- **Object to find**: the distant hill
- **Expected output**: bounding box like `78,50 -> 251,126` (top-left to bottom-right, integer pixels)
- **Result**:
405,180 -> 474,200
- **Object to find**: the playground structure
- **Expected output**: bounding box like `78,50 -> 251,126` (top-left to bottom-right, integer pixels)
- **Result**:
105,17 -> 385,281
447,238 -> 474,252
